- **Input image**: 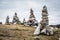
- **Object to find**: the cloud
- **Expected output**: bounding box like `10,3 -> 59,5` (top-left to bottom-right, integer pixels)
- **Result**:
0,0 -> 60,25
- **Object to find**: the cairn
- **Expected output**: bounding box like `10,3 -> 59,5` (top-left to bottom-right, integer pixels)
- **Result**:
12,12 -> 20,24
27,8 -> 38,26
40,5 -> 49,29
5,16 -> 10,25
34,5 -> 53,36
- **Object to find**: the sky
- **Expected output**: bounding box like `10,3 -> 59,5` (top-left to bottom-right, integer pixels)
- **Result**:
0,0 -> 60,25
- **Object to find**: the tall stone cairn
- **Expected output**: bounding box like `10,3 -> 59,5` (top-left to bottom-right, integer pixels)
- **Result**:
40,5 -> 49,28
27,8 -> 37,26
12,12 -> 20,24
28,8 -> 36,23
5,16 -> 10,25
29,8 -> 35,19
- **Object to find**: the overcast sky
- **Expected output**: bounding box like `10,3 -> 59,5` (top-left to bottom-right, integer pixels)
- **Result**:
0,0 -> 60,25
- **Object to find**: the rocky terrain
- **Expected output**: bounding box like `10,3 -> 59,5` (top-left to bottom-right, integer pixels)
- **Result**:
0,24 -> 60,40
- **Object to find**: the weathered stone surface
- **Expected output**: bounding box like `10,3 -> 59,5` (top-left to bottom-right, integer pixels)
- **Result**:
27,9 -> 38,26
5,16 -> 10,25
40,5 -> 49,28
12,12 -> 20,24
34,24 -> 41,36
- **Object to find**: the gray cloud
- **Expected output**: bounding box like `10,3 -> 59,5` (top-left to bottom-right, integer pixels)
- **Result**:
0,0 -> 60,25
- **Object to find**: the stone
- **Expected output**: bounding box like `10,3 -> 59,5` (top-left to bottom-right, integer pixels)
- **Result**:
34,5 -> 53,36
40,5 -> 49,28
34,24 -> 41,36
34,36 -> 39,40
46,27 -> 54,35
34,38 -> 39,40
27,8 -> 38,26
12,12 -> 20,24
41,28 -> 46,34
5,16 -> 10,25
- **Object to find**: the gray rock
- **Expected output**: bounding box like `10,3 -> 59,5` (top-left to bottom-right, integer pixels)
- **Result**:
5,16 -> 10,25
12,12 -> 20,24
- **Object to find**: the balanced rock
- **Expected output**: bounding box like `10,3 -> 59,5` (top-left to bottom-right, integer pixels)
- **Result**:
5,16 -> 10,25
12,12 -> 20,24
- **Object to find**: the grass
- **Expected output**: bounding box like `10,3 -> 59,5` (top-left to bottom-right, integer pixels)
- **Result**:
0,24 -> 60,40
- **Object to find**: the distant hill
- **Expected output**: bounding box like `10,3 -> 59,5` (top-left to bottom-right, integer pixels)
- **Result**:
50,24 -> 60,28
0,24 -> 60,40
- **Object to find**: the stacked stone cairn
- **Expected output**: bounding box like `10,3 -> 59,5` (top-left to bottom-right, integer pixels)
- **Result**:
12,12 -> 20,24
27,8 -> 38,26
34,5 -> 54,40
5,16 -> 10,25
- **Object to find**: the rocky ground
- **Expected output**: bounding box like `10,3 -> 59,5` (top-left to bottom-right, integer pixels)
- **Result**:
0,24 -> 60,40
